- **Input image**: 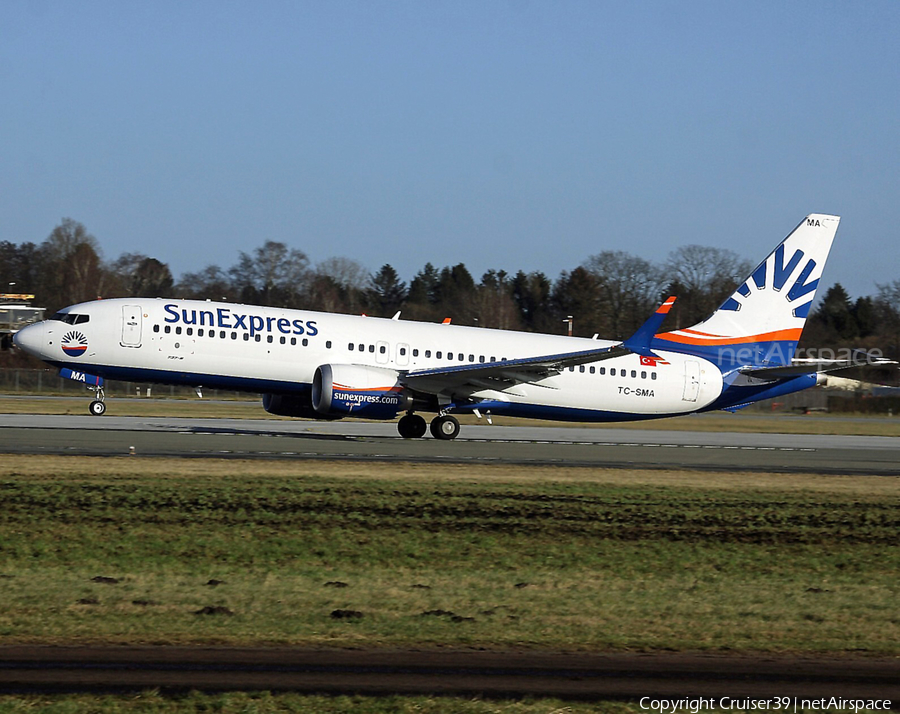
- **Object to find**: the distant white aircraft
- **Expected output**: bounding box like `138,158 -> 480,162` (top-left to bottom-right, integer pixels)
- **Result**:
14,214 -> 893,439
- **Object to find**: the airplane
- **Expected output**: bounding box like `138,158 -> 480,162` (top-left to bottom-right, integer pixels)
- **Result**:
13,214 -> 894,439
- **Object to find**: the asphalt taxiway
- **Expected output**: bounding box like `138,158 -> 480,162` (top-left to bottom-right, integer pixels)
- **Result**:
0,413 -> 898,474
1,646 -> 897,702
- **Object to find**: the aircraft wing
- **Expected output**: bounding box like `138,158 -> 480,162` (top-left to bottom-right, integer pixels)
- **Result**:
741,351 -> 897,380
403,342 -> 631,395
402,297 -> 679,396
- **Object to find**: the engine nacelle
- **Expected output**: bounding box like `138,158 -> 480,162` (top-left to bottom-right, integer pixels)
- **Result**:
312,364 -> 411,419
261,393 -> 343,420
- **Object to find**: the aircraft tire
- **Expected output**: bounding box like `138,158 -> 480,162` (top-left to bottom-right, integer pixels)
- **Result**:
430,414 -> 460,440
398,413 -> 427,439
89,400 -> 106,416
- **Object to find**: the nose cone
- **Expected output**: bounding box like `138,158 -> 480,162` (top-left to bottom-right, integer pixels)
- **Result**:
13,321 -> 47,358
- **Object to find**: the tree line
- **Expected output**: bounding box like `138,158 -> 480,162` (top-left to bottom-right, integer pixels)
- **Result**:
2,218 -> 899,361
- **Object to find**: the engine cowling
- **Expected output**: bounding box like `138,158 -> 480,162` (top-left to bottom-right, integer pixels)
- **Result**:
261,393 -> 343,420
312,364 -> 411,419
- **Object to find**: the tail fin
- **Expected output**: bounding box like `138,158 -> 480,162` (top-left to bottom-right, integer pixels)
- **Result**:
652,214 -> 840,366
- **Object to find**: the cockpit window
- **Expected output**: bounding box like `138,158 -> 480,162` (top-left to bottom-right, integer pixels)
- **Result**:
49,312 -> 90,325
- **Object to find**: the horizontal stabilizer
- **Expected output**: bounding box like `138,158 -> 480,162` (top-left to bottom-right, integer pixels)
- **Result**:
741,351 -> 897,380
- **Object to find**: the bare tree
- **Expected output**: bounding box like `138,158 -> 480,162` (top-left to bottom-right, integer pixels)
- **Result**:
39,218 -> 110,310
228,241 -> 310,307
475,270 -> 521,330
315,257 -> 371,291
110,253 -> 174,298
174,265 -> 236,301
582,251 -> 664,338
663,245 -> 751,328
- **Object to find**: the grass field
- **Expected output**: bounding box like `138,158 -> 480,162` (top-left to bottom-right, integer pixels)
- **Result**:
0,455 -> 896,655
0,692 -> 638,713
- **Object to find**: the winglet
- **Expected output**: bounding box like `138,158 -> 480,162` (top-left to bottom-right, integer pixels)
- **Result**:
622,297 -> 676,357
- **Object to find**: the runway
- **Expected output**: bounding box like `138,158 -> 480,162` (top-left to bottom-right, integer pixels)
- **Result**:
1,646 -> 897,703
1,413 -> 898,474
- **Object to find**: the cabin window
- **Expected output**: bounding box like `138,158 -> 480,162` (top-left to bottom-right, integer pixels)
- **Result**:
610,368 -> 616,376
479,355 -> 485,363
380,345 -> 386,354
425,350 -> 431,358
198,328 -> 204,337
369,344 -> 375,353
325,341 -> 332,349
412,348 -> 418,357
186,328 -> 193,336
164,325 -> 171,334
267,335 -> 273,343
641,371 -> 647,379
290,337 -> 296,346
302,338 -> 308,346
153,324 -> 160,333
243,333 -> 250,341
231,332 -> 237,340
590,366 -> 595,374
175,326 -> 182,335
600,367 -> 606,375
458,353 -> 464,361
651,372 -> 657,380
490,356 -> 496,362
280,336 -> 286,344
468,354 -> 474,362
255,334 -> 261,342
436,351 -> 442,359
219,331 -> 226,339
348,343 -> 354,351
631,370 -> 637,378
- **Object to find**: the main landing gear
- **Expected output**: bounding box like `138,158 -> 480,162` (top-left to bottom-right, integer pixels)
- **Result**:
396,412 -> 460,440
397,412 -> 427,439
88,386 -> 106,416
430,414 -> 460,440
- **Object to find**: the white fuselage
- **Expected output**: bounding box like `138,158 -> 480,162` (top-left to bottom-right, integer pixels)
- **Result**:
19,297 -> 724,421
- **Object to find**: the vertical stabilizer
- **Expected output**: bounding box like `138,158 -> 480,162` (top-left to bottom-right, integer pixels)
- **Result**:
653,214 -> 840,366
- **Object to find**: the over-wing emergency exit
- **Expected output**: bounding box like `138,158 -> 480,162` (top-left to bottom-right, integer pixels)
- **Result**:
14,214 -> 894,439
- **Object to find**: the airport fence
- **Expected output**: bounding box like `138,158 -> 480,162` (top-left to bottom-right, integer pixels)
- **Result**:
0,368 -> 252,400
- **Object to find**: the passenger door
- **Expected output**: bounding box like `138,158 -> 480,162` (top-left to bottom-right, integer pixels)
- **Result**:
120,305 -> 142,347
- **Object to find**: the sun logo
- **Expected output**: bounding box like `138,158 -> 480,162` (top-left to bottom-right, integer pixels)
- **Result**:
61,331 -> 88,357
721,245 -> 819,318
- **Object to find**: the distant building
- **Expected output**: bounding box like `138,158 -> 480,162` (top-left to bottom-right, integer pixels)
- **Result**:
0,294 -> 45,349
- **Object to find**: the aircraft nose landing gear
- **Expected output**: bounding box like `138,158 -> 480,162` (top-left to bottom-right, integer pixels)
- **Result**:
88,385 -> 106,416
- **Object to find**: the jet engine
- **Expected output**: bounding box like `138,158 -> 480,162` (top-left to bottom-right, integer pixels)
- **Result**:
312,364 -> 412,419
261,392 -> 342,420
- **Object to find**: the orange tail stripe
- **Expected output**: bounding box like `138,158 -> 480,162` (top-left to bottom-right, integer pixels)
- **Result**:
657,328 -> 802,346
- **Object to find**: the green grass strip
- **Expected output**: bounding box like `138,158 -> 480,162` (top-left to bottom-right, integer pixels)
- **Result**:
0,456 -> 897,654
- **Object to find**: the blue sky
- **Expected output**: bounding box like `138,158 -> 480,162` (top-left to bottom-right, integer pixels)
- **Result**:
2,1 -> 898,298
